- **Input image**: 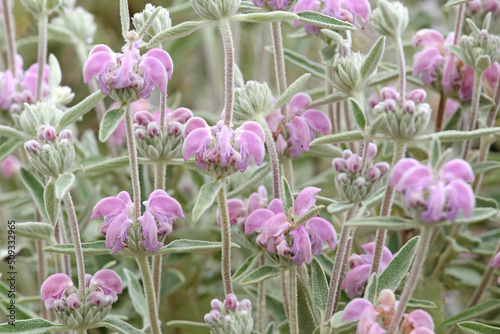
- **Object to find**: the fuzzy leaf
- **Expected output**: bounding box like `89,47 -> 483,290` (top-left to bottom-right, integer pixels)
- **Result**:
43,241 -> 110,255
268,74 -> 311,115
233,252 -> 262,281
266,46 -> 325,78
438,300 -> 500,329
16,222 -> 54,241
44,180 -> 60,226
320,44 -> 338,67
0,125 -> 27,139
418,127 -> 500,142
348,97 -> 366,129
227,165 -> 271,198
233,12 -> 298,23
57,91 -> 105,129
472,161 -> 500,175
311,130 -> 364,145
364,273 -> 378,302
119,0 -> 130,38
0,139 -> 23,162
429,136 -> 441,168
0,319 -> 60,333
123,268 -> 148,320
361,36 -> 385,80
100,317 -> 145,334
148,21 -> 209,46
311,259 -> 328,310
444,106 -> 463,131
452,208 -> 497,225
327,201 -> 354,214
346,216 -> 418,230
48,54 -> 62,90
240,266 -> 282,285
20,168 -> 48,221
55,173 -> 75,200
166,321 -> 209,330
445,0 -> 473,6
282,177 -> 294,213
458,321 -> 500,334
99,108 -> 126,142
361,187 -> 386,210
83,156 -> 133,175
297,273 -> 319,333
296,11 -> 355,30
377,236 -> 420,294
406,298 -> 437,309
308,92 -> 348,108
192,180 -> 223,223
155,239 -> 239,255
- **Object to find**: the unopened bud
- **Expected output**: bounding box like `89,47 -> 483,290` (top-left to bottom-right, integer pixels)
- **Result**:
366,166 -> 381,182
406,89 -> 426,103
66,293 -> 80,310
148,122 -> 160,137
332,158 -> 348,172
25,140 -> 41,153
225,293 -> 238,311
132,4 -> 172,42
87,291 -> 105,307
370,0 -> 409,37
380,87 -> 399,101
347,154 -> 361,174
168,122 -> 182,136
45,126 -> 57,141
354,176 -> 366,188
52,299 -> 66,312
58,129 -> 73,141
234,81 -> 274,120
135,111 -> 155,126
190,0 -> 241,20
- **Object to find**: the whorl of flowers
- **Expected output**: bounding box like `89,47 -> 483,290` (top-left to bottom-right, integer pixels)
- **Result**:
204,293 -> 253,334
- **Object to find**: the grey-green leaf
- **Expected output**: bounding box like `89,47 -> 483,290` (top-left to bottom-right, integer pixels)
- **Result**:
311,259 -> 328,310
346,216 -> 419,230
16,222 -> 54,241
0,319 -> 60,333
311,130 -> 364,145
20,168 -> 48,221
364,273 -> 378,302
48,54 -> 62,90
55,173 -> 75,200
43,241 -> 110,255
445,0 -> 473,7
240,266 -> 282,285
99,108 -> 126,142
418,127 -> 500,142
233,252 -> 262,281
348,97 -> 366,129
166,320 -> 209,331
192,181 -> 223,223
282,177 -> 294,213
361,36 -> 385,80
233,12 -> 298,23
119,0 -> 130,37
0,139 -> 23,162
296,11 -> 355,30
44,180 -> 60,226
0,125 -> 27,139
268,74 -> 311,116
457,321 -> 500,334
438,300 -> 500,329
148,21 -> 209,46
123,268 -> 148,320
154,239 -> 239,255
429,136 -> 441,168
57,91 -> 105,129
99,317 -> 146,334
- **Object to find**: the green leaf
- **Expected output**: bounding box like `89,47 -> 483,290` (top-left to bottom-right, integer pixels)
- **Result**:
119,0 -> 130,37
15,222 -> 54,241
311,130 -> 364,146
360,36 -> 385,80
99,108 -> 126,142
320,44 -> 338,67
83,156 -> 135,175
123,268 -> 148,320
296,205 -> 324,226
268,74 -> 311,115
308,92 -> 348,109
43,180 -> 60,226
233,252 -> 262,281
364,273 -> 378,302
48,54 -> 62,90
240,266 -> 282,285
154,239 -> 239,255
418,127 -> 500,142
270,47 -> 325,79
348,97 -> 366,129
0,319 -> 60,333
296,11 -> 355,30
311,259 -> 328,310
327,201 -> 354,214
458,321 -> 500,334
192,180 -> 223,223
227,165 -> 271,198
369,69 -> 400,86
99,317 -> 146,334
446,0 -> 473,7
472,161 -> 500,175
346,216 -> 419,230
232,12 -> 298,23
361,187 -> 386,210
57,91 -> 105,129
329,311 -> 358,333
378,236 -> 420,294
452,208 -> 497,225
0,125 -> 27,139
429,136 -> 441,168
438,300 -> 500,329
162,268 -> 186,296
282,177 -> 294,213
406,298 -> 437,309
43,241 -> 110,255
0,139 -> 22,162
148,21 -> 209,46
55,173 -> 75,200
265,323 -> 275,334
297,273 -> 319,334
20,168 -> 48,221
166,320 -> 209,331
137,5 -> 161,40
444,106 -> 463,131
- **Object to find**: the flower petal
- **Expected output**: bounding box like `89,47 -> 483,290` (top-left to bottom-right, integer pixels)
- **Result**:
441,159 -> 474,182
342,298 -> 374,321
237,130 -> 265,167
41,274 -> 73,302
139,211 -> 163,253
140,57 -> 168,94
396,165 -> 433,192
294,187 -> 320,216
245,209 -> 276,234
445,179 -> 475,220
183,127 -> 212,160
144,48 -> 174,79
239,121 -> 265,141
90,269 -> 123,294
91,197 -> 127,219
105,213 -> 133,254
302,110 -> 331,135
83,51 -> 114,83
289,93 -> 312,115
305,217 -> 336,253
390,158 -> 421,186
412,29 -> 445,47
184,117 -> 209,137
290,225 -> 312,266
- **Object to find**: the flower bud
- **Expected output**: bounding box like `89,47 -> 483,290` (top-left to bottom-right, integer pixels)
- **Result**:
354,176 -> 366,188
276,134 -> 287,155
239,299 -> 252,310
366,166 -> 381,182
51,6 -> 96,43
21,0 -> 62,15
365,143 -> 377,161
225,293 -> 238,311
135,128 -> 147,140
460,28 -> 500,72
135,111 -> 155,126
168,122 -> 183,136
330,53 -> 365,93
384,98 -> 397,111
380,87 -> 399,100
190,0 -> 241,20
233,81 -> 274,120
58,130 -> 73,141
332,158 -> 348,172
406,89 -> 426,103
375,162 -> 390,176
132,4 -> 172,42
44,126 -> 57,141
66,293 -> 80,310
25,140 -> 41,153
52,299 -> 66,312
211,299 -> 225,312
343,149 -> 353,160
370,0 -> 409,37
347,154 -> 361,173
87,291 -> 105,307
147,122 -> 160,137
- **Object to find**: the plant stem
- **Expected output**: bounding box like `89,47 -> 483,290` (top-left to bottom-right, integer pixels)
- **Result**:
283,159 -> 294,191
387,225 -> 434,334
333,227 -> 356,314
453,4 -> 466,45
217,182 -> 233,295
281,270 -> 290,319
431,224 -> 461,278
62,192 -> 86,301
36,239 -> 48,319
259,116 -> 281,199
325,66 -> 337,134
124,104 -> 142,219
136,255 -> 161,334
154,162 -> 166,190
257,253 -> 266,333
324,208 -> 356,322
394,35 -> 406,107
468,238 -> 500,307
288,266 -> 299,334
1,0 -> 17,78
370,140 -> 407,275
462,70 -> 483,160
218,19 -> 235,127
152,162 -> 166,303
159,93 -> 168,131
435,91 -> 447,132
271,21 -> 288,119
35,11 -> 48,101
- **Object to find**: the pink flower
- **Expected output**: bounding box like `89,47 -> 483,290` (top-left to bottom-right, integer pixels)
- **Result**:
342,298 -> 386,334
400,310 -> 435,334
491,252 -> 500,267
183,120 -> 265,173
83,43 -> 173,101
253,0 -> 290,10
391,158 -> 475,223
218,186 -> 269,230
1,155 -> 21,178
111,98 -> 155,146
142,189 -> 184,239
88,269 -> 123,296
41,274 -> 74,310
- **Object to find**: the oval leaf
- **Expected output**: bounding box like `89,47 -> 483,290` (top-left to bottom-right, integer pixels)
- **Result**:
458,321 -> 500,334
100,317 -> 146,334
0,319 -> 60,333
148,21 -> 208,46
55,173 -> 75,200
99,108 -> 126,142
155,239 -> 240,255
296,11 -> 355,30
192,181 -> 223,223
43,241 -> 110,255
348,97 -> 366,129
240,266 -> 282,286
20,168 -> 48,221
311,259 -> 328,310
123,268 -> 148,320
16,222 -> 54,241
57,91 -> 105,129
438,300 -> 500,329
267,74 -> 311,116
44,180 -> 60,226
361,36 -> 385,80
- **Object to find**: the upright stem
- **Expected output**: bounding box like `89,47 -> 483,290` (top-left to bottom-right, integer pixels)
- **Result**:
370,140 -> 407,275
333,228 -> 356,314
218,19 -> 235,127
136,256 -> 161,334
462,70 -> 483,160
326,66 -> 337,134
453,4 -> 466,45
387,226 -> 433,334
36,240 -> 48,319
281,271 -> 290,319
154,162 -> 166,190
152,162 -> 166,303
283,159 -> 294,191
159,93 -> 168,131
1,0 -> 17,78
288,267 -> 299,334
324,208 -> 356,321
435,91 -> 447,132
35,11 -> 48,101
271,21 -> 288,119
124,104 -> 142,219
62,192 -> 86,300
394,35 -> 406,106
469,238 -> 500,307
257,254 -> 266,333
217,183 -> 233,295
203,27 -> 221,112
259,116 -> 281,199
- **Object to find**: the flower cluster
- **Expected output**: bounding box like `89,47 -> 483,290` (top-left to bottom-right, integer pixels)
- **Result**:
469,0 -> 500,14
370,87 -> 431,139
41,270 -> 122,327
83,43 -> 173,103
332,143 -> 390,203
412,29 -> 499,100
245,187 -> 337,266
342,242 -> 394,296
343,289 -> 435,334
266,93 -> 331,158
91,190 -> 184,254
134,107 -> 193,160
391,158 -> 475,223
460,22 -> 500,72
293,0 -> 370,34
183,119 -> 265,176
204,293 -> 253,334
24,126 -> 75,177
0,56 -> 50,113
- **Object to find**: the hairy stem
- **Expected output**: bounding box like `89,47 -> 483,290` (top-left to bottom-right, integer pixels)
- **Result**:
435,91 -> 447,132
259,116 -> 281,199
333,228 -> 356,314
36,240 -> 48,319
387,226 -> 434,334
35,11 -> 48,101
159,93 -> 168,131
125,104 -> 142,219
271,21 -> 288,119
257,254 -> 266,333
370,140 -> 407,275
218,19 -> 235,127
63,192 -> 86,300
325,66 -> 337,134
136,256 -> 161,334
288,267 -> 299,334
469,238 -> 500,307
394,35 -> 406,106
281,270 -> 290,319
152,162 -> 166,303
1,0 -> 17,78
283,159 -> 294,192
462,70 -> 483,160
217,183 -> 233,295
